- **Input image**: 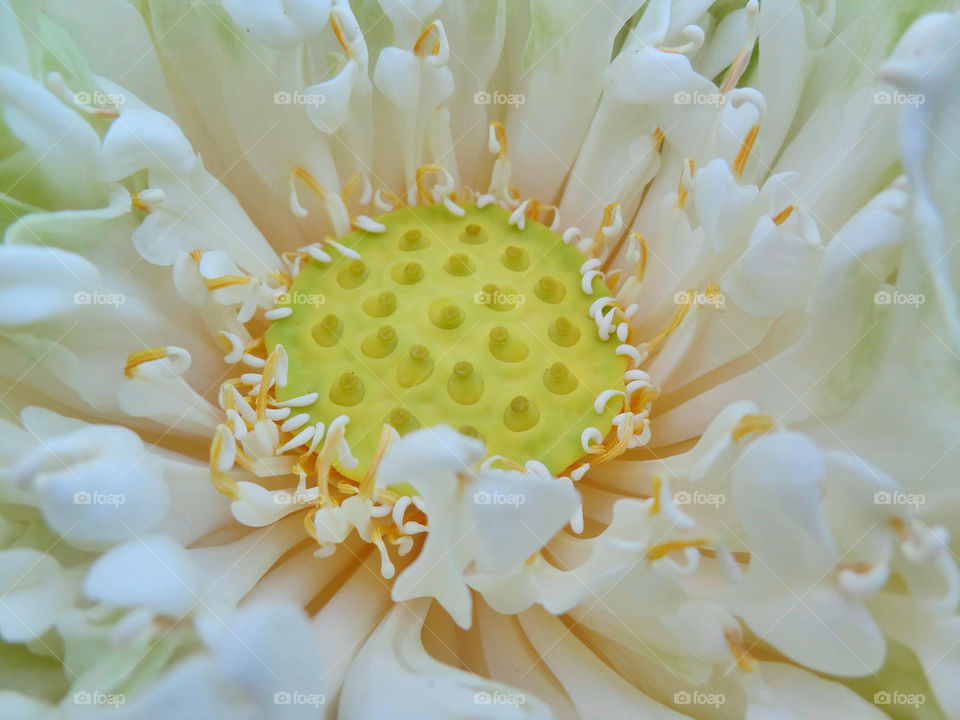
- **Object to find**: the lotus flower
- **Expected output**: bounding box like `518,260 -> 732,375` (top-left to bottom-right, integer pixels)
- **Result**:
1,1 -> 959,718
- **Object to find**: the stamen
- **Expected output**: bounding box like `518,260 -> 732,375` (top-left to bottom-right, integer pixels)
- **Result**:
124,347 -> 167,378
413,22 -> 442,58
646,537 -> 708,561
210,425 -> 240,499
718,0 -> 759,94
649,477 -> 662,515
676,159 -> 695,208
652,127 -> 665,153
772,204 -> 795,225
372,526 -> 396,578
731,413 -> 774,441
644,296 -> 693,354
488,121 -> 508,159
723,628 -> 757,672
415,164 -> 446,205
733,125 -> 759,179
358,424 -> 395,500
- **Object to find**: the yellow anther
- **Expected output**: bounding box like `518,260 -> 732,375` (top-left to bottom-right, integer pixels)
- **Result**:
645,537 -> 708,561
604,270 -> 623,291
723,628 -> 757,672
772,205 -> 795,225
124,347 -> 167,378
292,166 -> 329,201
209,425 -> 239,500
314,422 -> 344,508
631,232 -> 648,282
676,159 -> 695,209
413,22 -> 441,57
330,11 -> 351,55
206,275 -> 251,291
731,413 -> 774,441
653,127 -> 665,153
189,249 -> 205,264
490,121 -> 508,159
629,385 -> 660,413
359,424 -> 395,500
130,192 -> 151,213
256,346 -> 283,421
649,477 -> 662,515
733,125 -> 759,179
591,203 -> 619,258
645,296 -> 693,354
340,173 -> 363,204
414,164 -> 445,205
588,423 -> 633,464
303,508 -> 319,541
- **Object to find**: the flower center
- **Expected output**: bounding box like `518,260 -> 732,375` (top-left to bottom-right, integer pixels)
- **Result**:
265,202 -> 627,482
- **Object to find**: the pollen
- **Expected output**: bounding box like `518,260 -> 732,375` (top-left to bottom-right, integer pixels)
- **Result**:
265,202 -> 627,481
